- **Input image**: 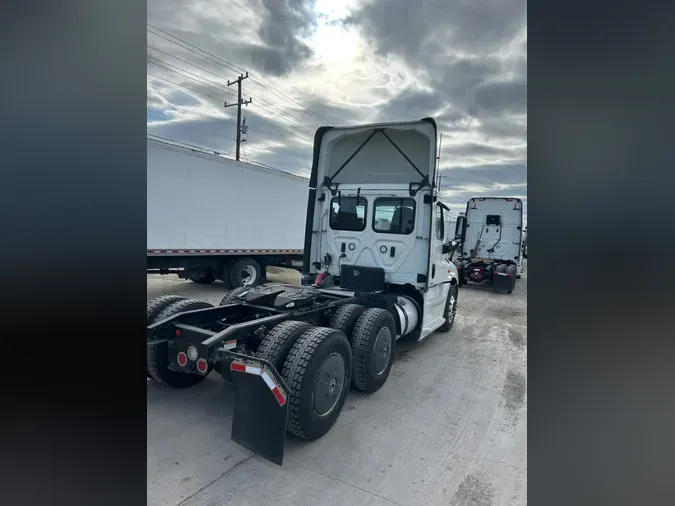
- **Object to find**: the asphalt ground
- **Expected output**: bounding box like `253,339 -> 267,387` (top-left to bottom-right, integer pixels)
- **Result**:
147,262 -> 527,506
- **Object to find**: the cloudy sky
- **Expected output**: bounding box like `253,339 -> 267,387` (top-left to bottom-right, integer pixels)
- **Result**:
147,0 -> 527,222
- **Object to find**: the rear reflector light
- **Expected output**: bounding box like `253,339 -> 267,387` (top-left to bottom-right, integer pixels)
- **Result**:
175,329 -> 181,336
176,352 -> 188,367
196,358 -> 208,373
231,362 -> 246,372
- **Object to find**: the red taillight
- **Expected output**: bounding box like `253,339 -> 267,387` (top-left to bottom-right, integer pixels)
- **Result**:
196,358 -> 208,374
176,352 -> 188,367
175,329 -> 181,336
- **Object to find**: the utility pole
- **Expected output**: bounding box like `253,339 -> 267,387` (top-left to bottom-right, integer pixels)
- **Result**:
224,72 -> 252,161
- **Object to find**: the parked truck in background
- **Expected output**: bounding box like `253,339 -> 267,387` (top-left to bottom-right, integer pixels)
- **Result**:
146,118 -> 462,465
147,138 -> 308,288
453,197 -> 524,294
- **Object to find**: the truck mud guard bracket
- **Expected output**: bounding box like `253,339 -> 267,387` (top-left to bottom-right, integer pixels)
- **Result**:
228,353 -> 290,466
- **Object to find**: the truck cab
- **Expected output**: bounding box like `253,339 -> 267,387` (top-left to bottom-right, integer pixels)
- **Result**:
302,118 -> 459,340
453,197 -> 524,294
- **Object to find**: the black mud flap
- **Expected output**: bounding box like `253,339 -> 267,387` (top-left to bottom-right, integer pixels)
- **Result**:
228,352 -> 289,466
492,272 -> 512,294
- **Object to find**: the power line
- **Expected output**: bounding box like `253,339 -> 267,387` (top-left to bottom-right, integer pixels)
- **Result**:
147,57 -> 237,99
148,47 -> 315,134
147,112 -> 235,152
147,72 -> 311,145
147,134 -> 233,157
147,24 -> 336,125
147,72 -> 227,103
147,31 -> 320,133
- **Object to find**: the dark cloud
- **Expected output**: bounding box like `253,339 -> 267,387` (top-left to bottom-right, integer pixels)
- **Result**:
473,78 -> 527,116
345,0 -> 526,66
377,89 -> 447,122
147,0 -> 318,77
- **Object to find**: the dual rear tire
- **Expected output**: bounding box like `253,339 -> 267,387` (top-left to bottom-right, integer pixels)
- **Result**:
329,305 -> 396,393
146,298 -> 214,387
256,321 -> 352,440
253,306 -> 397,441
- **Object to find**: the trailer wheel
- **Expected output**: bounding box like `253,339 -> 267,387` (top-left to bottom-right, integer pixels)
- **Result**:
350,308 -> 396,393
147,299 -> 214,388
218,286 -> 251,306
146,295 -> 187,378
256,320 -> 314,372
229,257 -> 262,288
329,304 -> 366,341
438,285 -> 458,332
282,327 -> 352,440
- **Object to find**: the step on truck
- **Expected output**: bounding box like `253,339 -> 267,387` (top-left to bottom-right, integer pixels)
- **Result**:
146,118 -> 461,465
453,197 -> 525,294
147,138 -> 307,289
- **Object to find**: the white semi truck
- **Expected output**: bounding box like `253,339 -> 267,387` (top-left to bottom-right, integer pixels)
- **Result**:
453,197 -> 524,294
147,138 -> 308,288
146,118 -> 462,465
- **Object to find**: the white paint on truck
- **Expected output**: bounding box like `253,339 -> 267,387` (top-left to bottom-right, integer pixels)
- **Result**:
462,197 -> 524,263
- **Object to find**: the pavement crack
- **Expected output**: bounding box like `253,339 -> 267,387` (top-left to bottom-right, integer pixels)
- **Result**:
175,453 -> 254,506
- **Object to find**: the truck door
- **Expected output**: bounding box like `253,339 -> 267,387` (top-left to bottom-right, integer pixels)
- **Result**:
423,201 -> 453,333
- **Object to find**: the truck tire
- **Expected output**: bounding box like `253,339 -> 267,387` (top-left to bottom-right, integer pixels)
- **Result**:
329,304 -> 366,341
218,286 -> 250,306
229,257 -> 262,288
350,308 -> 396,393
495,264 -> 507,273
218,263 -> 232,289
438,285 -> 458,332
147,295 -> 186,325
281,327 -> 352,440
146,295 -> 187,378
147,299 -> 214,388
506,265 -> 518,294
256,320 -> 314,373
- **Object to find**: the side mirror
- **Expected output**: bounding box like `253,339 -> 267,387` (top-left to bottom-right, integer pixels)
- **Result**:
455,216 -> 467,242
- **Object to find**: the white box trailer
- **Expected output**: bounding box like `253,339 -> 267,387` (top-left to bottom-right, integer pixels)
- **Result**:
147,138 -> 308,288
453,197 -> 524,294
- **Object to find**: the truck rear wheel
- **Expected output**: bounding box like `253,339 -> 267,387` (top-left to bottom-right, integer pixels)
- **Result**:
281,327 -> 352,440
146,295 -> 187,378
329,304 -> 366,341
218,286 -> 251,306
147,299 -> 214,388
256,320 -> 314,373
438,285 -> 458,332
147,295 -> 187,325
229,257 -> 262,288
350,308 -> 396,393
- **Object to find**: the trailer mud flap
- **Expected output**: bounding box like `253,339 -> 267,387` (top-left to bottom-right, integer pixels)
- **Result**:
228,353 -> 289,466
492,272 -> 511,294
